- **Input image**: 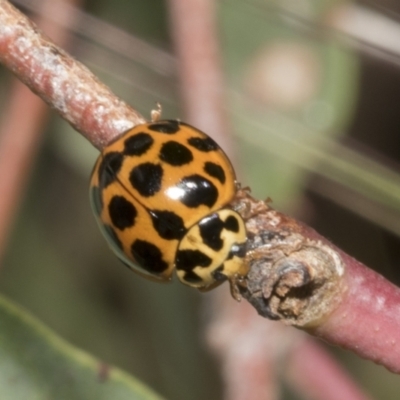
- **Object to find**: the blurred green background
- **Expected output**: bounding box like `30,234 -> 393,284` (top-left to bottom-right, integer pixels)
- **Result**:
1,0 -> 400,398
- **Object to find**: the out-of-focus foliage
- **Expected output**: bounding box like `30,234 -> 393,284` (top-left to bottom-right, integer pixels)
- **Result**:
0,293 -> 163,400
222,0 -> 359,205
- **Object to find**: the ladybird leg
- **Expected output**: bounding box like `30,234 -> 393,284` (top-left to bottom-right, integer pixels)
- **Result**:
197,274 -> 247,302
235,181 -> 251,193
228,274 -> 247,302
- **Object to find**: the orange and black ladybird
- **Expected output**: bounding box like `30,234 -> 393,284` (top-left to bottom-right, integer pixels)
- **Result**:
90,120 -> 247,293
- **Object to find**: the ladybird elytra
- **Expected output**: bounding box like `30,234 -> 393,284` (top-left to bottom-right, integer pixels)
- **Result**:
90,119 -> 248,291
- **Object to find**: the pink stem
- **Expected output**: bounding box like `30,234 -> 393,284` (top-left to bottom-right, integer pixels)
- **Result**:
0,0 -> 79,261
0,83 -> 47,262
167,0 -> 234,158
239,192 -> 400,374
207,299 -> 281,400
286,338 -> 373,400
311,251 -> 400,374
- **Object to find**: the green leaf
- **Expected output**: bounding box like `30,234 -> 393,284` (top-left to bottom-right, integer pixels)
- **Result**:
0,294 -> 163,400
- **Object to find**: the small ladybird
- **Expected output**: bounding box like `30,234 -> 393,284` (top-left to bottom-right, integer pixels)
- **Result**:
90,120 -> 247,294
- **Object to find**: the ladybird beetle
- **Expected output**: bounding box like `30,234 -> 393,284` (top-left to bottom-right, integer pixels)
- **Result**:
90,120 -> 247,294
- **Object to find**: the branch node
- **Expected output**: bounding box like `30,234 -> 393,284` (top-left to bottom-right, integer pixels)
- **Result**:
232,189 -> 346,327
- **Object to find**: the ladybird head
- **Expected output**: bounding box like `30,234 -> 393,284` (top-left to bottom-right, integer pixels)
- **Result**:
175,209 -> 248,290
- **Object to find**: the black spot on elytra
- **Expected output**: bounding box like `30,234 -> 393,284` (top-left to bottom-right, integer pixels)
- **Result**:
176,174 -> 218,208
187,137 -> 218,152
175,249 -> 212,282
124,133 -> 154,156
103,224 -> 123,250
224,215 -> 240,233
108,195 -> 137,230
204,162 -> 226,184
180,270 -> 202,283
129,163 -> 163,197
148,120 -> 180,134
159,141 -> 193,166
131,240 -> 169,273
98,152 -> 123,188
149,210 -> 186,240
90,186 -> 103,216
198,214 -> 224,251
